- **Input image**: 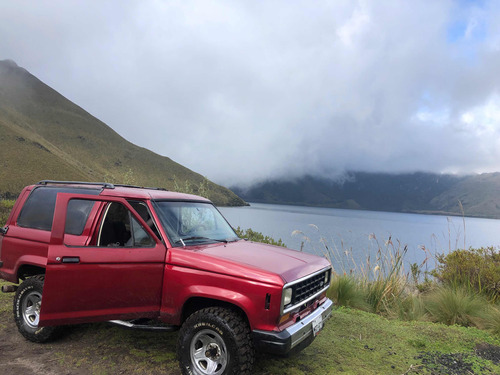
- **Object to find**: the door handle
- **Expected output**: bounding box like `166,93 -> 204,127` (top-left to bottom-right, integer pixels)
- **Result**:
61,256 -> 80,264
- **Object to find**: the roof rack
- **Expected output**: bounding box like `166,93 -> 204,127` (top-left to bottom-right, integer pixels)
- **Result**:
112,184 -> 167,191
37,180 -> 115,189
36,180 -> 167,191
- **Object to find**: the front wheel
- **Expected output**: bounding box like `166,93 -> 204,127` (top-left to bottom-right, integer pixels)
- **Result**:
177,307 -> 254,375
14,275 -> 59,342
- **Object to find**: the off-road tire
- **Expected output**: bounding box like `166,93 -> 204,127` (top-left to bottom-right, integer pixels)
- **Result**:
14,275 -> 59,343
177,307 -> 254,375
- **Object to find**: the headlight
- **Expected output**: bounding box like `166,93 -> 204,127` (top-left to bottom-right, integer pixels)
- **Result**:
283,287 -> 293,306
324,271 -> 330,285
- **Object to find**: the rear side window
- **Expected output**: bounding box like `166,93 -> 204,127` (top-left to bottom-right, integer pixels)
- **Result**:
65,199 -> 95,235
17,187 -> 99,233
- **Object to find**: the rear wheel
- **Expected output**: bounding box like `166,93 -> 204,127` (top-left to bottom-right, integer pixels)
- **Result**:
177,307 -> 254,375
14,275 -> 59,342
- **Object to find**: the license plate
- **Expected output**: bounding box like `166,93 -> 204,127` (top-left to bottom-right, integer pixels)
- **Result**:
312,315 -> 324,336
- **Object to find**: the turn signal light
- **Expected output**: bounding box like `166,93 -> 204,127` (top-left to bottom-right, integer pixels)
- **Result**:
279,313 -> 290,325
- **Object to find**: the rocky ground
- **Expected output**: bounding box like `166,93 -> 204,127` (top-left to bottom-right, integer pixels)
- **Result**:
409,344 -> 500,374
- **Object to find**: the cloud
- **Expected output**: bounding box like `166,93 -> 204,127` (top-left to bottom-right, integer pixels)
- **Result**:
1,0 -> 500,186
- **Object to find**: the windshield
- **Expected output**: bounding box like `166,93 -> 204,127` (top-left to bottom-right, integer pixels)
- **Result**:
153,201 -> 239,246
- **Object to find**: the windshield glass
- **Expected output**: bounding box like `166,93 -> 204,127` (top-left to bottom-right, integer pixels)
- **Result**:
153,201 -> 239,246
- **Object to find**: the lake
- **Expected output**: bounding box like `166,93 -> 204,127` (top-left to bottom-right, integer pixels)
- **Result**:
219,203 -> 500,273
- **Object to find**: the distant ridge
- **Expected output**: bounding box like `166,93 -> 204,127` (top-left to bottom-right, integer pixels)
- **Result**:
0,59 -> 245,206
231,172 -> 500,219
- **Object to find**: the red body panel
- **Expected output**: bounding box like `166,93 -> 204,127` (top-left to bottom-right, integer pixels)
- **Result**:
171,241 -> 330,284
0,186 -> 42,282
160,264 -> 283,330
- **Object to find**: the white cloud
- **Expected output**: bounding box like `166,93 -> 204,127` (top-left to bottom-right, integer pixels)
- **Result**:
337,4 -> 371,47
1,0 -> 500,185
458,94 -> 500,135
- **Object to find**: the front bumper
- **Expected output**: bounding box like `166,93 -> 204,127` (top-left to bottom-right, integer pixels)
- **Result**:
252,298 -> 333,356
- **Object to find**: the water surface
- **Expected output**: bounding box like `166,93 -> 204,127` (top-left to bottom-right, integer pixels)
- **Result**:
219,203 -> 500,272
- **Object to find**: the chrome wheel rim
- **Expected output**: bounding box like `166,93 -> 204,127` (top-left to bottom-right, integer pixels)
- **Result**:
190,329 -> 228,375
21,290 -> 42,328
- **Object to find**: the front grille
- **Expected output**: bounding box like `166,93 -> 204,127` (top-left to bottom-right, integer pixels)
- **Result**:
293,270 -> 329,305
282,268 -> 331,313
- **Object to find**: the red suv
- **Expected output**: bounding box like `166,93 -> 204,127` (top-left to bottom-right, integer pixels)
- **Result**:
0,181 -> 332,375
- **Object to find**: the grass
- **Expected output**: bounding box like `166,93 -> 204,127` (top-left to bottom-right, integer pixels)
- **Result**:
424,286 -> 487,327
327,274 -> 370,311
483,305 -> 500,335
312,226 -> 500,339
319,232 -> 413,316
2,279 -> 500,374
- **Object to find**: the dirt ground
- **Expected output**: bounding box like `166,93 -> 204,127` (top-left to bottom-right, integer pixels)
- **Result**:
0,318 -> 87,375
0,298 -> 182,375
0,324 -> 77,375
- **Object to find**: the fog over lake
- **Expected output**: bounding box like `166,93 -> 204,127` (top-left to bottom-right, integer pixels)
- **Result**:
219,203 -> 500,272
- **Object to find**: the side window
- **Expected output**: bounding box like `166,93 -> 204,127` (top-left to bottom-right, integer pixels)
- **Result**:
17,187 -> 98,232
17,188 -> 56,231
97,202 -> 155,248
129,201 -> 162,240
65,199 -> 95,235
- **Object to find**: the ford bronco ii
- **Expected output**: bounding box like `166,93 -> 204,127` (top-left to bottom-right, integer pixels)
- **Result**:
0,181 -> 332,375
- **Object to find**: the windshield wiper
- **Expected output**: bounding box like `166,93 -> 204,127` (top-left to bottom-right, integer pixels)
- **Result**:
176,237 -> 228,245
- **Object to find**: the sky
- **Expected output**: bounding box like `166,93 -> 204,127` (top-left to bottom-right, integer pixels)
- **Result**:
1,0 -> 500,187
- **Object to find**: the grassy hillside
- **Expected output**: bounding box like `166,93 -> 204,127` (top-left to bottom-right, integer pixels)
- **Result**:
232,172 -> 500,219
430,173 -> 500,218
0,59 -> 245,206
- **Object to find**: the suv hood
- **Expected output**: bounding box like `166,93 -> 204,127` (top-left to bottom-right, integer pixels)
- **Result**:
167,240 -> 330,285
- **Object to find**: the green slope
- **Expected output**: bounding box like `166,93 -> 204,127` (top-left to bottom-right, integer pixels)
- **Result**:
430,173 -> 500,218
0,60 -> 245,206
232,172 -> 500,219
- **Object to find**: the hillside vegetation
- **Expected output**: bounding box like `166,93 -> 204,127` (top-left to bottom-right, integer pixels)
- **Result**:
232,172 -> 500,218
0,59 -> 245,206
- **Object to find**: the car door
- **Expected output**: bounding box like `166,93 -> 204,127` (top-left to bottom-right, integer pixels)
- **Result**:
39,193 -> 167,327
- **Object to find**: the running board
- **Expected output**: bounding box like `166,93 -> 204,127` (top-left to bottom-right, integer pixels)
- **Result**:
108,319 -> 178,332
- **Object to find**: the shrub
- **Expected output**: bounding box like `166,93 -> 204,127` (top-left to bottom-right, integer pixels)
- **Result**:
172,176 -> 211,199
233,227 -> 286,247
432,247 -> 500,302
0,199 -> 15,226
424,286 -> 486,327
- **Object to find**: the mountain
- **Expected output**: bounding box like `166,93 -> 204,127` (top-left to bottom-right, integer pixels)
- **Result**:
0,59 -> 245,206
231,172 -> 500,219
